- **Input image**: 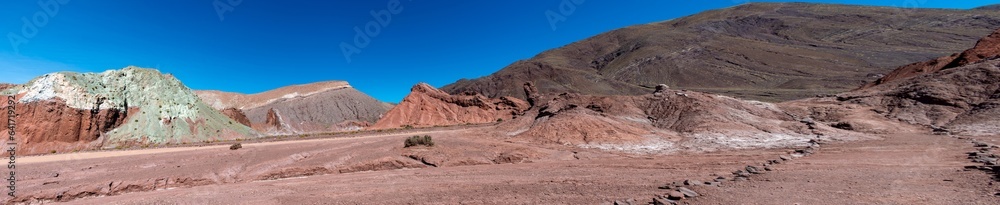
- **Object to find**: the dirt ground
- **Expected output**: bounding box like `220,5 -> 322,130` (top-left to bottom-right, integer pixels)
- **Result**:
689,133 -> 1000,205
8,127 -> 999,204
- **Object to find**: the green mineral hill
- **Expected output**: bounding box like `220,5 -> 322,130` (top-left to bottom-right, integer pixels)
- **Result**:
2,66 -> 261,147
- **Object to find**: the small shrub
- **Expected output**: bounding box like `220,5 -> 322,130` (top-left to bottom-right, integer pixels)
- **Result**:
496,118 -> 504,122
229,143 -> 242,150
404,135 -> 434,148
402,125 -> 415,129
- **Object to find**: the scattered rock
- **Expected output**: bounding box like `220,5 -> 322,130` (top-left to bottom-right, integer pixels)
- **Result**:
652,196 -> 676,205
779,155 -> 792,161
932,126 -> 950,135
684,179 -> 702,186
665,190 -> 685,200
677,187 -> 700,197
746,165 -> 763,174
657,184 -> 675,190
614,199 -> 637,205
653,84 -> 670,97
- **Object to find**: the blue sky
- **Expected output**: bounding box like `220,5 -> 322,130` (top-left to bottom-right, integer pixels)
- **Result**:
0,0 -> 995,103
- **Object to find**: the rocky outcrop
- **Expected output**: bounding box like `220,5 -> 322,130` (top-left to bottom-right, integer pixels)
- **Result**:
261,108 -> 287,133
442,3 -> 1000,102
839,59 -> 1000,135
839,29 -> 1000,135
0,67 -> 260,155
862,29 -> 1000,89
495,82 -> 838,152
196,81 -> 393,135
370,83 -> 530,130
0,99 -> 135,155
220,107 -> 252,127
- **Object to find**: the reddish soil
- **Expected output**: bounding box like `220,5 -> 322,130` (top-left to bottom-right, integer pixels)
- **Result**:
690,134 -> 1000,205
12,126 -> 795,204
10,128 -> 998,204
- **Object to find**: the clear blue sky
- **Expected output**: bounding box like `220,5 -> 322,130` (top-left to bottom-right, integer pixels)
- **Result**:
0,0 -> 994,103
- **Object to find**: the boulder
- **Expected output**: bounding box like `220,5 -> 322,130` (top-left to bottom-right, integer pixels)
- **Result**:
677,187 -> 700,197
652,196 -> 676,205
780,155 -> 792,161
665,190 -> 685,200
684,179 -> 702,186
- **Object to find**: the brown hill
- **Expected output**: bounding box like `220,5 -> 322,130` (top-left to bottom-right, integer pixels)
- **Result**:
196,81 -> 393,135
442,3 -> 1000,102
837,28 -> 1000,135
837,58 -> 1000,135
370,83 -> 529,130
861,28 -> 1000,88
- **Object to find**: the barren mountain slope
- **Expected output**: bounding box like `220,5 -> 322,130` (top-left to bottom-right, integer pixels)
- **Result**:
820,28 -> 1000,136
442,3 -> 1000,102
861,28 -> 1000,88
838,59 -> 1000,135
196,81 -> 393,135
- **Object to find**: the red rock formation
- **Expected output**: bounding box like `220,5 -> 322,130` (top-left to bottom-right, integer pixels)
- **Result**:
0,97 -> 136,155
264,108 -> 284,131
370,83 -> 530,130
220,107 -> 252,127
862,28 -> 1000,89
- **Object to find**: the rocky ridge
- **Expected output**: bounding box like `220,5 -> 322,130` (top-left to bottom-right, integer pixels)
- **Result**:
196,81 -> 393,135
443,3 -> 1000,102
0,67 -> 259,155
838,28 -> 1000,136
370,83 -> 529,130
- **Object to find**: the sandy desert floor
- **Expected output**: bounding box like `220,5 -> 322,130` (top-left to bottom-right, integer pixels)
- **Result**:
8,126 -> 1000,205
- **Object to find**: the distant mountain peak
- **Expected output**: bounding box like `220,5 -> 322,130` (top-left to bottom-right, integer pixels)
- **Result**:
975,4 -> 1000,10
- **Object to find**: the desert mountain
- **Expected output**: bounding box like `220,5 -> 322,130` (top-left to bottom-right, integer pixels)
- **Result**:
370,83 -> 529,130
861,28 -> 1000,88
837,28 -> 1000,136
0,67 -> 259,155
195,81 -> 393,135
442,3 -> 1000,102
